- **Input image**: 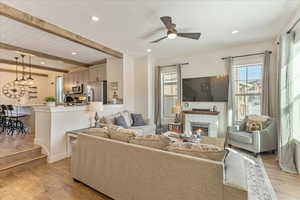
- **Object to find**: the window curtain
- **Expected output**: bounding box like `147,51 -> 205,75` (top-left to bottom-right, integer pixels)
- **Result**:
278,32 -> 298,174
225,57 -> 235,129
262,51 -> 272,115
154,66 -> 162,133
176,64 -> 182,104
155,64 -> 182,133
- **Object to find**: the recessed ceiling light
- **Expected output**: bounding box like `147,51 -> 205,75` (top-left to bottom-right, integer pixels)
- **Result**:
232,30 -> 239,34
72,52 -> 77,55
41,62 -> 45,65
147,49 -> 152,53
91,16 -> 99,22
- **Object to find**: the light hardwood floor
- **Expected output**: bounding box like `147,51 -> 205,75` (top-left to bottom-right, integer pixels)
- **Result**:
0,159 -> 111,200
0,134 -> 35,157
262,154 -> 300,200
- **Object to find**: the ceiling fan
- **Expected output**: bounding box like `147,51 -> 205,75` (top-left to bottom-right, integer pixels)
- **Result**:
150,16 -> 201,43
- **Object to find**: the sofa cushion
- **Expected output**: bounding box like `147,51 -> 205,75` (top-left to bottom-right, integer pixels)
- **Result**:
109,128 -> 137,142
81,128 -> 109,138
229,131 -> 253,144
121,110 -> 133,127
131,113 -> 146,126
115,115 -> 129,128
167,142 -> 226,161
130,134 -> 171,150
129,124 -> 156,135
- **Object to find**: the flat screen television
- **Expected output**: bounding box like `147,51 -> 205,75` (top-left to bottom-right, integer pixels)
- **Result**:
182,76 -> 229,102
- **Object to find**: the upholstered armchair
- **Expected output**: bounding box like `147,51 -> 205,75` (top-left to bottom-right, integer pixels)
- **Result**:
227,117 -> 277,156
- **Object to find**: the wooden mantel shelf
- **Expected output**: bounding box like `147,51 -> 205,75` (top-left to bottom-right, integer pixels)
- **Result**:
182,110 -> 220,115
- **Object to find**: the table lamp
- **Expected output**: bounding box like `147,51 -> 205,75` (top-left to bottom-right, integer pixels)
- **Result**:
89,102 -> 103,127
172,105 -> 181,123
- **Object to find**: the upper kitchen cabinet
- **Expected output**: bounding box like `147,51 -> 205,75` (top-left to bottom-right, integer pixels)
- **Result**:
89,64 -> 107,82
63,70 -> 89,93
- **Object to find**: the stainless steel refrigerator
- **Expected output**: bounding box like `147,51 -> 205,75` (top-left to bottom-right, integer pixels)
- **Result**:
86,80 -> 107,104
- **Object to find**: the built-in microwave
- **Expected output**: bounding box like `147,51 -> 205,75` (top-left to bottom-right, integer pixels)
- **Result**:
72,84 -> 83,94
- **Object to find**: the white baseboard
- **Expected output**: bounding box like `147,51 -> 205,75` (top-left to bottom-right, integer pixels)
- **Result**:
48,152 -> 68,163
34,138 -> 49,156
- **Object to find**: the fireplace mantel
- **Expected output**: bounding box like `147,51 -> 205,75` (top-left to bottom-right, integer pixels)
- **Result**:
183,110 -> 220,115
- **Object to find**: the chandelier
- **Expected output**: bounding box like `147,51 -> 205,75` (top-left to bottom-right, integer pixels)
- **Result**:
14,54 -> 35,87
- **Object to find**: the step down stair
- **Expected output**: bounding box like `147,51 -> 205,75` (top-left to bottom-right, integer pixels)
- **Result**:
0,145 -> 47,176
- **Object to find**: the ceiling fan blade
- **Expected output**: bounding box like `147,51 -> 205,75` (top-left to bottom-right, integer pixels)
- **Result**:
160,16 -> 174,30
150,36 -> 167,43
177,32 -> 201,40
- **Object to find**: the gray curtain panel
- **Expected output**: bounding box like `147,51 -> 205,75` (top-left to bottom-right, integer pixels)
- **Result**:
278,32 -> 298,174
176,64 -> 182,104
262,51 -> 271,116
225,57 -> 235,130
154,66 -> 162,131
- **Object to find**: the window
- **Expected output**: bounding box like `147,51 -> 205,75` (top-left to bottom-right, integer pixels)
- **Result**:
160,67 -> 179,124
233,64 -> 263,122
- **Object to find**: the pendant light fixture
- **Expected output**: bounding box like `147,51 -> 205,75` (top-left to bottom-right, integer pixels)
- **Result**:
27,55 -> 34,85
14,57 -> 19,84
20,54 -> 27,86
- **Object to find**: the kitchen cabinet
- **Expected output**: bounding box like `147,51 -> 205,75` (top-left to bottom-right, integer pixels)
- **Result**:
64,70 -> 89,93
89,64 -> 106,82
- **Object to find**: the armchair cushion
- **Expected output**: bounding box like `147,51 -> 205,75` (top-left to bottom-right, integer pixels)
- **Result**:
229,131 -> 253,145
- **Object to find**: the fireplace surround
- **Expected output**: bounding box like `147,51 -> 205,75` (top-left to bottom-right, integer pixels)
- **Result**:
183,110 -> 219,137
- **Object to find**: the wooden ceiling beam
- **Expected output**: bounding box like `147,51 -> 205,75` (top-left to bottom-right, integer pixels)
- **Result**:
89,58 -> 107,66
0,42 -> 90,67
0,68 -> 48,77
0,59 -> 69,73
0,3 -> 123,59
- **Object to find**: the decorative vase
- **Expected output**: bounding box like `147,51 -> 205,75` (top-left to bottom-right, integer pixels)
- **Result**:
47,102 -> 56,107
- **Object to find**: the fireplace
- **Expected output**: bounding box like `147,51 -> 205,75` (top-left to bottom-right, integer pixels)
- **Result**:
184,111 -> 219,137
190,122 -> 209,136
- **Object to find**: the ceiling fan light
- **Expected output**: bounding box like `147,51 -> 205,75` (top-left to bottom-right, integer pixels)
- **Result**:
168,32 -> 177,39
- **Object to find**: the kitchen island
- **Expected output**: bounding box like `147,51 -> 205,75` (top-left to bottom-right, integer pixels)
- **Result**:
33,104 -> 124,163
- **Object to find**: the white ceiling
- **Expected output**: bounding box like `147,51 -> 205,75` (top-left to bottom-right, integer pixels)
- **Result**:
0,48 -> 79,71
0,16 -> 110,65
0,0 -> 300,60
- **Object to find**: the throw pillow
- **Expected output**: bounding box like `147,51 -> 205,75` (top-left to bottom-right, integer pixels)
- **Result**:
130,134 -> 171,150
122,110 -> 133,127
81,128 -> 109,138
109,128 -> 137,142
131,113 -> 146,126
247,115 -> 270,129
167,142 -> 226,161
115,115 -> 129,128
246,120 -> 262,133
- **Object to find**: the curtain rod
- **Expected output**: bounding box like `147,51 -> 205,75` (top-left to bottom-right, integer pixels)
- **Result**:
287,17 -> 300,34
221,51 -> 272,60
158,62 -> 189,67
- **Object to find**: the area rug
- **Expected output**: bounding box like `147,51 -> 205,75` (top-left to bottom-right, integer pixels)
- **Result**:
229,148 -> 277,200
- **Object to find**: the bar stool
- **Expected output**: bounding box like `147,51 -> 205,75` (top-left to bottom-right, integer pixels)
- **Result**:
0,105 -> 9,134
6,105 -> 28,136
0,107 -> 6,134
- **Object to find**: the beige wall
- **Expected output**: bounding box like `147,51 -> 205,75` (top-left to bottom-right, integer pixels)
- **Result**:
0,63 -> 63,105
107,57 -> 123,101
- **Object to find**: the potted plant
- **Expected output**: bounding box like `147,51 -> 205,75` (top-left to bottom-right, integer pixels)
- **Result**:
45,96 -> 56,107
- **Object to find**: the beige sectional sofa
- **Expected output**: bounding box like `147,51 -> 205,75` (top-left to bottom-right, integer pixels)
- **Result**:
71,132 -> 248,200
